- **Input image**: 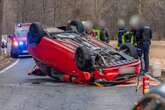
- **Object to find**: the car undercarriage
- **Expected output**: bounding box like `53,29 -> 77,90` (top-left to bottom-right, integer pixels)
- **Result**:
27,22 -> 141,84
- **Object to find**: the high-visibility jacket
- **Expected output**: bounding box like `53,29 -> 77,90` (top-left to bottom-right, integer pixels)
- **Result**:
93,29 -> 101,40
121,32 -> 137,46
93,28 -> 110,42
116,28 -> 128,48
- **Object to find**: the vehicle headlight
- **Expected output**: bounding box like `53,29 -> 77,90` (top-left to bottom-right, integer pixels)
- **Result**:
13,41 -> 18,47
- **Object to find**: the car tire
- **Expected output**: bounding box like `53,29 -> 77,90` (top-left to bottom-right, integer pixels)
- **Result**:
70,20 -> 85,34
120,43 -> 138,59
75,46 -> 94,72
10,51 -> 18,58
28,22 -> 47,44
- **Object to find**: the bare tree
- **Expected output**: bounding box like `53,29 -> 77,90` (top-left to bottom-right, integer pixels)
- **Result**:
0,0 -> 4,54
138,0 -> 142,15
1,0 -> 165,39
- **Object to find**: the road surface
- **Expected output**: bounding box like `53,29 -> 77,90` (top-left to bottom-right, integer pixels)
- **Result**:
0,58 -> 142,110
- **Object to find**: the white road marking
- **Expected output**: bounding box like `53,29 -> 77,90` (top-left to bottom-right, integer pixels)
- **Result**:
116,83 -> 138,87
116,80 -> 160,87
0,59 -> 20,74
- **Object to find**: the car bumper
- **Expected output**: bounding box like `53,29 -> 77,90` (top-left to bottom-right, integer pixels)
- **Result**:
11,47 -> 29,55
92,60 -> 141,83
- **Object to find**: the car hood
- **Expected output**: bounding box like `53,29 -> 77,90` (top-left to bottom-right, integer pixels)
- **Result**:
14,36 -> 27,42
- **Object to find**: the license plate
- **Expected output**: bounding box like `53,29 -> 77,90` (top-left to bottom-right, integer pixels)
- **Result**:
119,67 -> 135,74
22,50 -> 28,53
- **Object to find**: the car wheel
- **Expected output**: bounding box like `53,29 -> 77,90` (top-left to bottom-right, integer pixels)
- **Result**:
120,43 -> 138,59
28,22 -> 47,45
75,46 -> 94,72
70,20 -> 85,34
10,51 -> 18,58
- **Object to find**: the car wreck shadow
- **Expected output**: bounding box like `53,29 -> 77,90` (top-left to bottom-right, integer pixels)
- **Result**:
23,76 -> 92,88
18,55 -> 32,59
24,77 -> 65,85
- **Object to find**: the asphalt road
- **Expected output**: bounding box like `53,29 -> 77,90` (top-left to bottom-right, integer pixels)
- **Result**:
0,58 -> 142,110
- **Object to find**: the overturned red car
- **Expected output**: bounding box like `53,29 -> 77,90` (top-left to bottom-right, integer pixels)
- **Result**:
27,22 -> 141,85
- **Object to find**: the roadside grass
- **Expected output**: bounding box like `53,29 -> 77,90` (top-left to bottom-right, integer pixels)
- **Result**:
0,54 -> 14,70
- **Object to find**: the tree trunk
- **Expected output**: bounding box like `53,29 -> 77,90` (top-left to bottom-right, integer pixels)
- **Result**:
0,0 -> 4,54
138,0 -> 142,15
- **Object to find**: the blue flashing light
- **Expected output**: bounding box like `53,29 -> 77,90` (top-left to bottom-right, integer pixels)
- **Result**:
19,41 -> 24,46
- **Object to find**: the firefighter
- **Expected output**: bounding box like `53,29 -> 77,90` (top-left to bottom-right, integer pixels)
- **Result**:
93,20 -> 110,43
129,15 -> 142,48
129,15 -> 144,68
121,31 -> 136,46
116,19 -> 128,48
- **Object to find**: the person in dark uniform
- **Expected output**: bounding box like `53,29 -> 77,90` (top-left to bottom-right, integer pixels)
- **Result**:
131,23 -> 152,72
129,15 -> 145,71
142,26 -> 152,72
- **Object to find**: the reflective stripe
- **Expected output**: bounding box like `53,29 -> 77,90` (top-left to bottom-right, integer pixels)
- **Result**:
93,29 -> 101,40
121,32 -> 127,45
131,35 -> 137,46
121,32 -> 136,46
